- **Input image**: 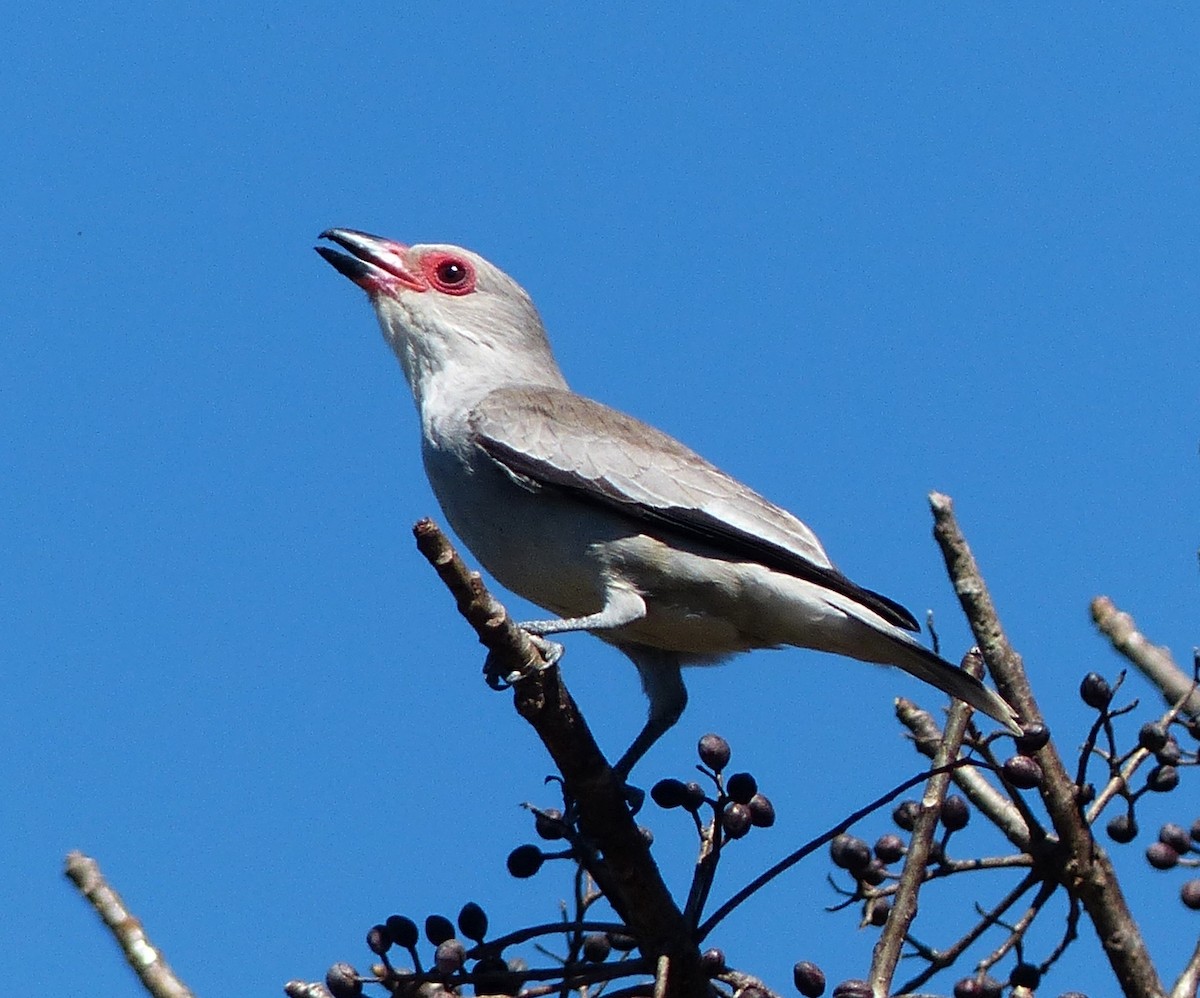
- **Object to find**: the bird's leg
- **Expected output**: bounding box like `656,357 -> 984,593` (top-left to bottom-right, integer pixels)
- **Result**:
516,586 -> 646,636
613,649 -> 688,779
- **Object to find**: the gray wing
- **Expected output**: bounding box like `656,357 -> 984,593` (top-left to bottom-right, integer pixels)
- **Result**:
467,385 -> 919,631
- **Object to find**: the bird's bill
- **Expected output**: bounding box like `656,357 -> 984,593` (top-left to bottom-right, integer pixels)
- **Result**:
315,229 -> 426,295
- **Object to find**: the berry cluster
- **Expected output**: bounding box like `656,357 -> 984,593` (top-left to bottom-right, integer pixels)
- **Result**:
1078,672 -> 1200,910
649,732 -> 775,841
318,734 -> 790,998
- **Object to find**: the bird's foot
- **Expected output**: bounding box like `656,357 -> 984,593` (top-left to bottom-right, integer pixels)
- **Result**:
482,633 -> 564,690
523,632 -> 565,667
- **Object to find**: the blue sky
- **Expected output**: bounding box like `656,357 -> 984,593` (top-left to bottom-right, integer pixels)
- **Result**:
5,6 -> 1198,996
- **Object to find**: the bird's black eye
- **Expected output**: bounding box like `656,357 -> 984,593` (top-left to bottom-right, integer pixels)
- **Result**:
436,260 -> 467,286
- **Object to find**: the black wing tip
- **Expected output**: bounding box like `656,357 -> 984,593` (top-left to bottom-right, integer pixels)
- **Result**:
857,585 -> 920,631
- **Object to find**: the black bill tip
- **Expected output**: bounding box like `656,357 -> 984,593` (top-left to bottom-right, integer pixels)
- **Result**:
314,244 -> 374,282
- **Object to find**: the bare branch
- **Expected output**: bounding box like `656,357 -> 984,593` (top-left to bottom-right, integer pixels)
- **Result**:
64,851 -> 196,998
870,651 -> 979,994
412,519 -> 705,998
717,967 -> 784,998
1172,935 -> 1200,998
284,983 -> 335,998
898,698 -> 1032,851
929,493 -> 1166,998
1091,596 -> 1200,717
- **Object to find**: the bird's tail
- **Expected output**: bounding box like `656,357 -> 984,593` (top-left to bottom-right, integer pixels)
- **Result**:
882,632 -> 1021,735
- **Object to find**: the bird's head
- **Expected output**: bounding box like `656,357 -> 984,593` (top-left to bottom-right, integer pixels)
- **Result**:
316,228 -> 564,401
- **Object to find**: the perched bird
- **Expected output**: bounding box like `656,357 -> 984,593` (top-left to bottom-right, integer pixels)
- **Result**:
316,229 -> 1021,775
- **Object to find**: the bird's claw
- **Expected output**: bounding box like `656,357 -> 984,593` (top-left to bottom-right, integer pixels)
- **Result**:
482,652 -> 514,690
523,632 -> 564,667
482,633 -> 564,690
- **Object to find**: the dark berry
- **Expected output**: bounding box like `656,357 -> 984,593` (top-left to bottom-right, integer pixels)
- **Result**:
457,902 -> 488,943
793,960 -> 826,997
868,899 -> 890,926
1156,736 -> 1182,766
874,834 -> 906,864
1160,823 -> 1192,854
831,980 -> 871,998
1080,672 -> 1113,709
955,976 -> 1002,998
860,859 -> 887,886
1009,962 -> 1041,989
325,963 -> 363,998
748,793 -> 776,828
1078,782 -> 1096,804
650,778 -> 689,809
977,976 -> 1003,998
582,933 -> 611,962
638,825 -> 655,846
726,771 -> 758,805
722,802 -> 752,839
698,733 -> 731,771
384,915 -> 418,949
1015,722 -> 1051,754
534,808 -> 566,840
434,938 -> 465,974
682,781 -> 708,813
1147,842 -> 1179,869
893,800 -> 920,831
366,925 -> 390,956
607,931 -> 637,952
1107,813 -> 1138,843
1181,879 -> 1200,910
1148,765 -> 1179,792
471,956 -> 514,994
941,795 -> 970,831
830,834 -> 872,872
699,948 -> 726,974
1138,722 -> 1169,753
506,844 -> 544,878
1003,755 -> 1044,789
424,915 -> 455,946
1192,818 -> 1200,845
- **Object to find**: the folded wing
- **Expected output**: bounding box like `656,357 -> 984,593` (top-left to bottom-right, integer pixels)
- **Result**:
468,385 -> 920,632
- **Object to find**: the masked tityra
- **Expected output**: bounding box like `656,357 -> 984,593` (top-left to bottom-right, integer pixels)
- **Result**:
316,229 -> 1021,775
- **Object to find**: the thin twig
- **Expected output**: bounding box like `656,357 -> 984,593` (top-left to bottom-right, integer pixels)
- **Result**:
896,870 -> 1043,994
898,698 -> 1032,851
870,651 -> 979,995
697,760 -> 980,941
64,851 -> 196,998
976,877 -> 1058,975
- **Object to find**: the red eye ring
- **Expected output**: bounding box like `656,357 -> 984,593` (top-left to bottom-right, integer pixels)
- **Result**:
424,253 -> 477,296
